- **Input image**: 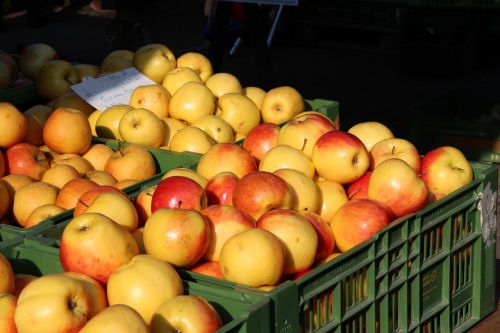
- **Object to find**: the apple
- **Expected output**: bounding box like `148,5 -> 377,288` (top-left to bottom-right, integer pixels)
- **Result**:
243,86 -> 266,109
14,274 -> 91,333
0,254 -> 14,294
257,208 -> 318,274
347,171 -> 372,200
233,171 -> 294,220
41,162 -> 80,190
0,181 -> 10,220
80,304 -> 149,333
161,168 -> 208,187
348,121 -> 394,152
19,43 -> 58,80
135,185 -> 156,226
38,145 -> 59,164
36,60 -> 80,100
0,51 -> 17,89
205,72 -> 242,98
196,143 -> 257,180
168,126 -> 216,154
85,170 -> 117,186
133,43 -> 176,83
242,123 -> 279,163
1,174 -> 35,200
150,295 -> 223,333
260,86 -> 304,124
314,252 -> 342,267
162,66 -> 202,96
201,204 -> 255,261
51,92 -> 95,117
13,274 -> 38,297
83,191 -> 139,231
0,102 -> 28,149
0,152 -> 4,178
73,185 -> 127,217
5,143 -> 50,180
24,203 -> 65,228
101,49 -> 134,68
259,144 -> 316,179
168,81 -> 215,124
52,153 -> 95,176
420,146 -> 473,202
219,227 -> 285,287
104,145 -> 156,182
95,105 -> 133,140
118,108 -> 166,148
151,176 -> 207,212
23,112 -> 44,146
13,181 -> 59,227
215,93 -> 261,137
24,104 -> 53,128
368,159 -> 429,217
43,107 -> 92,155
205,171 -> 239,206
277,112 -> 337,157
176,52 -> 213,82
302,212 -> 336,262
143,208 -> 211,267
56,178 -> 99,210
82,144 -> 114,171
87,110 -> 101,136
160,117 -> 187,147
191,114 -> 234,143
73,63 -> 100,81
0,292 -> 17,333
316,179 -> 349,223
330,199 -> 393,252
60,212 -> 139,283
114,179 -> 140,190
129,84 -> 171,118
107,254 -> 183,324
100,58 -> 134,74
370,138 -> 421,173
63,272 -> 107,318
132,227 -> 146,253
189,261 -> 224,279
312,130 -> 370,184
274,168 -> 321,213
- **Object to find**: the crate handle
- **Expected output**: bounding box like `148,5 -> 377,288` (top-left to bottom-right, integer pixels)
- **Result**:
478,182 -> 497,248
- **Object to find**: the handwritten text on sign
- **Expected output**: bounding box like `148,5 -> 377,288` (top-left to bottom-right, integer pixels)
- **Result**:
71,67 -> 155,111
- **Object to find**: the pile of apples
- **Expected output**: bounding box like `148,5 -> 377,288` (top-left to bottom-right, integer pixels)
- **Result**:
0,101 -> 158,229
0,250 -> 223,333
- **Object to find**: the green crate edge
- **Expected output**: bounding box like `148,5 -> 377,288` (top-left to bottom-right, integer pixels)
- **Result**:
0,236 -> 273,333
0,138 -> 201,240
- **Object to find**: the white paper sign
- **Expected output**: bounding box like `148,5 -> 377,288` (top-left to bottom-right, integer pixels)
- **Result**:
71,67 -> 155,111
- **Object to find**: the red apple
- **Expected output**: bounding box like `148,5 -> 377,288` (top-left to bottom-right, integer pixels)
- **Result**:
151,176 -> 207,212
201,204 -> 255,261
233,171 -> 294,220
56,178 -> 100,210
242,123 -> 280,163
73,185 -> 127,217
5,143 -> 50,180
189,261 -> 224,279
369,138 -> 421,173
302,212 -> 336,262
196,143 -> 257,180
204,171 -> 239,206
134,185 -> 156,227
330,199 -> 393,252
347,171 -> 372,200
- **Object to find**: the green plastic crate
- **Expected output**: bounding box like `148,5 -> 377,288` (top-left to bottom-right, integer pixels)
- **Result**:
0,236 -> 272,333
0,140 -> 200,240
304,98 -> 340,128
409,88 -> 500,164
173,161 -> 497,333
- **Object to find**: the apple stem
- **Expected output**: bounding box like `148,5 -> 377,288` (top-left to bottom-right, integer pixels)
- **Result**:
452,166 -> 466,172
178,200 -> 183,209
391,145 -> 396,155
301,138 -> 308,152
67,299 -> 78,311
117,140 -> 125,157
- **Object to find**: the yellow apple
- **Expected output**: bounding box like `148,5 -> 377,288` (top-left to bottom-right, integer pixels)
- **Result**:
370,137 -> 421,172
129,84 -> 171,118
80,304 -> 149,333
73,63 -> 100,80
197,143 -> 257,180
0,102 -> 28,149
100,58 -> 133,74
19,42 -> 58,80
0,254 -> 14,294
13,274 -> 38,298
85,170 -> 117,186
1,174 -> 35,200
260,86 -> 304,124
162,67 -> 202,96
104,145 -> 156,182
169,126 -> 216,154
41,164 -> 81,189
15,274 -> 91,333
176,52 -> 213,82
133,43 -> 176,83
82,143 -> 114,171
132,227 -> 146,253
62,271 -> 108,318
107,254 -> 183,324
24,104 -> 53,128
316,179 -> 348,223
119,108 -> 166,148
24,203 -> 65,228
274,168 -> 321,213
243,86 -> 266,109
0,292 -> 17,333
205,72 -> 242,98
13,181 -> 59,227
160,117 -> 187,147
215,93 -> 261,137
84,191 -> 139,232
162,168 -> 208,187
101,50 -> 135,68
52,153 -> 95,176
191,114 -> 234,143
95,104 -> 133,140
36,60 -> 80,100
259,144 -> 316,179
135,185 -> 156,226
168,81 -> 215,124
87,110 -> 101,136
51,91 -> 96,117
348,121 -> 394,151
219,228 -> 285,287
